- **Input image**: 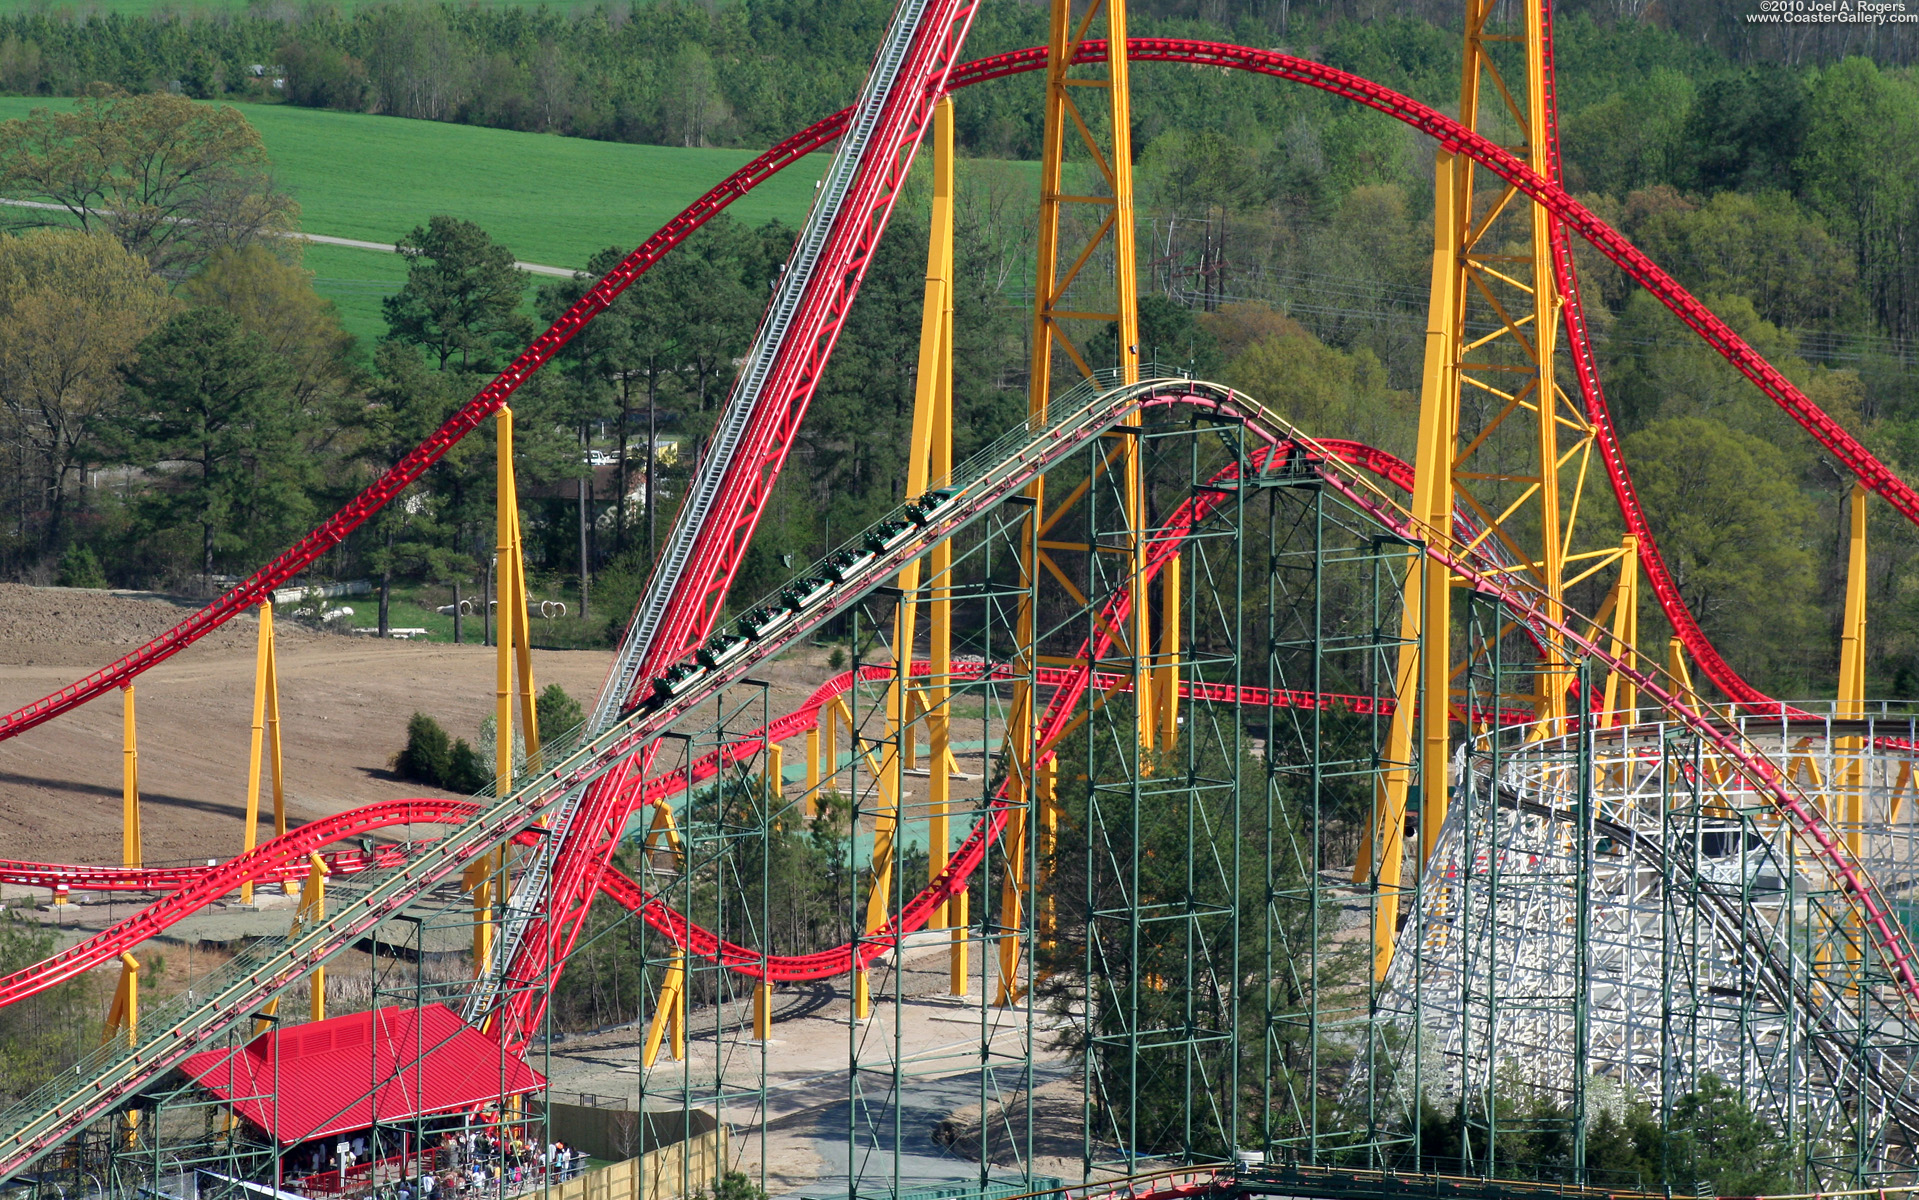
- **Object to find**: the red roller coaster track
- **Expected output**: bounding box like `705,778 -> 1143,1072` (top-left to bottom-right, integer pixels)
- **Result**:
0,43 -> 1905,749
1,380 -> 1913,1182
0,26 -> 1909,1081
0,432 -> 1541,998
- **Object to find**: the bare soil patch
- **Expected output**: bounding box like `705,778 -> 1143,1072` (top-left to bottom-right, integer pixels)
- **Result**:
0,581 -> 879,892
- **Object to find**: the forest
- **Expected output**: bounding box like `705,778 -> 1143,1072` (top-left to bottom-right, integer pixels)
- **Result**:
1,0 -> 1917,700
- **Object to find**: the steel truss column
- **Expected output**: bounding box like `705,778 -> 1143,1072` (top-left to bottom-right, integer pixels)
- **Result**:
1072,418 -> 1242,1176
1365,0 -> 1599,980
1005,0 -> 1149,1005
121,684 -> 140,871
1256,460 -> 1418,1167
240,600 -> 284,905
865,97 -> 962,1010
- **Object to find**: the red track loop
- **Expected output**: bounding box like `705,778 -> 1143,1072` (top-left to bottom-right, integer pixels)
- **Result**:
3,40 -> 1901,747
0,38 -> 1908,1031
0,385 -> 1911,1031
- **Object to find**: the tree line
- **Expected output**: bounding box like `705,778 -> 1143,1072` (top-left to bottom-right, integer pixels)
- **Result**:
1,0 -> 1911,159
0,85 -> 1031,644
6,2 -> 1919,698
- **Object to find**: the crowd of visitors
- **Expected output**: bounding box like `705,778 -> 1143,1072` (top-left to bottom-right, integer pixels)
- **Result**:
294,1127 -> 585,1198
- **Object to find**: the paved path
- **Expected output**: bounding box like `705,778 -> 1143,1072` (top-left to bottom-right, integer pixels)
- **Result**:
0,197 -> 576,277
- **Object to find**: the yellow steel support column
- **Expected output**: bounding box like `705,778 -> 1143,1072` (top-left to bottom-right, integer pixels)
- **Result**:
1037,757 -> 1059,947
121,684 -> 141,871
1839,482 -> 1869,721
641,949 -> 686,1067
102,952 -> 145,1146
1838,481 -> 1868,858
857,733 -> 905,1019
1156,559 -> 1180,752
902,693 -> 920,771
261,849 -> 334,1030
240,600 -> 284,905
1600,536 -> 1640,726
753,980 -> 774,1042
643,800 -> 686,862
496,404 -> 541,787
1003,0 -> 1144,1008
767,742 -> 784,808
304,852 -> 329,1021
804,723 -> 821,814
820,702 -> 838,794
101,953 -> 139,1047
1359,150 -> 1457,981
1668,638 -> 1701,711
872,95 -> 965,998
466,852 -> 496,982
475,405 -> 541,982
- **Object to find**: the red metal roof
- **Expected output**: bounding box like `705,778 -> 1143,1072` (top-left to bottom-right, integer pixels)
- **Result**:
180,1003 -> 544,1145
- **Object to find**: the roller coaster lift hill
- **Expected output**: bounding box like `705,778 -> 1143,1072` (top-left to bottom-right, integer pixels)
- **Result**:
2,0 -> 1919,1197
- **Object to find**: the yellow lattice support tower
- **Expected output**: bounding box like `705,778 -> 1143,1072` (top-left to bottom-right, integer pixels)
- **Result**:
1358,0 -> 1598,980
239,600 -> 285,905
121,683 -> 140,871
1001,0 -> 1145,1009
471,405 -> 541,981
863,97 -> 965,1011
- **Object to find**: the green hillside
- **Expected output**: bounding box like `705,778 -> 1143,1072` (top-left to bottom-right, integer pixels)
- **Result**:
0,97 -> 827,345
0,0 -> 583,12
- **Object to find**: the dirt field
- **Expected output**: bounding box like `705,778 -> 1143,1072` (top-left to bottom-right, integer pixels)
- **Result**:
0,584 -> 839,869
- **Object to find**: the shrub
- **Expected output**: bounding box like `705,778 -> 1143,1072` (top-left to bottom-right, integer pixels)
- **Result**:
56,543 -> 107,588
394,712 -> 488,792
394,712 -> 452,785
443,737 -> 491,793
536,683 -> 585,743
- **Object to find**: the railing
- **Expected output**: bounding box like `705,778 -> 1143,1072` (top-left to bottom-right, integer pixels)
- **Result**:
588,0 -> 937,736
0,370 -> 1226,1178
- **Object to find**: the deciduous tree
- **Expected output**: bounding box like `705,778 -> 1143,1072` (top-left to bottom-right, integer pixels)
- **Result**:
0,88 -> 299,275
184,244 -> 358,410
0,229 -> 173,555
1622,415 -> 1819,685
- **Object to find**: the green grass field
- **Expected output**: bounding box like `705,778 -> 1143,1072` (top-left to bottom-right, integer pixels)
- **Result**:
0,97 -> 828,346
0,0 -> 600,13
